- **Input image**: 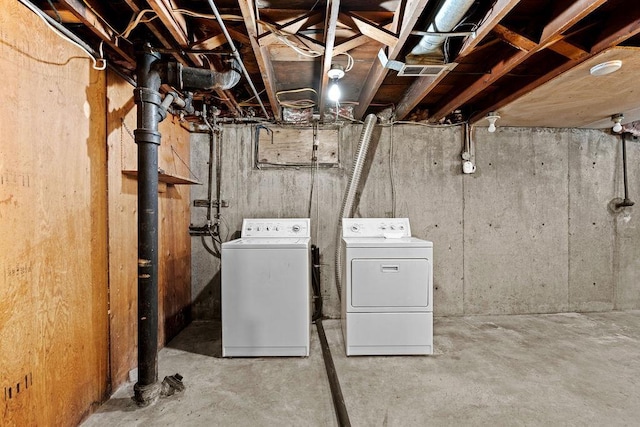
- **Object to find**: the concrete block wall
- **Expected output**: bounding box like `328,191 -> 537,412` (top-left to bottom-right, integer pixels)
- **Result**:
190,124 -> 640,319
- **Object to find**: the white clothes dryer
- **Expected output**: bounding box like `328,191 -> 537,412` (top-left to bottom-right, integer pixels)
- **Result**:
222,218 -> 310,357
341,218 -> 433,356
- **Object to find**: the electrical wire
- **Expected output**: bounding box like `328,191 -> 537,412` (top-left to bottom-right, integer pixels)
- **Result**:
45,0 -> 61,23
121,9 -> 156,39
18,0 -> 106,70
258,20 -> 323,58
389,124 -> 396,218
276,88 -> 318,109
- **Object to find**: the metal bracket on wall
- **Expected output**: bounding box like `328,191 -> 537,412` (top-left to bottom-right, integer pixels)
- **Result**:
193,199 -> 229,208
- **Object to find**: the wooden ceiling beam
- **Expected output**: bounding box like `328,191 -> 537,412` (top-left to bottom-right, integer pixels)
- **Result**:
146,0 -> 189,46
492,24 -> 537,52
469,7 -> 640,124
341,12 -> 398,49
354,0 -> 432,119
493,24 -> 588,59
591,5 -> 640,53
57,0 -> 135,65
190,24 -> 250,51
549,40 -> 589,60
428,1 -> 605,122
333,34 -> 370,55
458,0 -> 521,58
238,0 -> 279,120
258,12 -> 323,47
123,0 -> 183,64
540,0 -> 607,43
318,0 -> 341,119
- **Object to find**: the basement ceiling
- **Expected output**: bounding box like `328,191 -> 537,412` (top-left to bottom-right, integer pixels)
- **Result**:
29,0 -> 640,127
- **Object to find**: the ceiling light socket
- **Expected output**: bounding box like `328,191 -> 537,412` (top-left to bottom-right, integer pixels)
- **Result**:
611,113 -> 624,133
486,111 -> 500,133
590,60 -> 622,76
327,64 -> 345,80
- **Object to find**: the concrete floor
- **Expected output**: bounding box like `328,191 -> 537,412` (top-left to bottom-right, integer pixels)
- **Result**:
83,311 -> 640,426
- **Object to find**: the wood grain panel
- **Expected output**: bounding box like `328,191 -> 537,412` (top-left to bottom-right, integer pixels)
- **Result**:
1,0 -> 109,424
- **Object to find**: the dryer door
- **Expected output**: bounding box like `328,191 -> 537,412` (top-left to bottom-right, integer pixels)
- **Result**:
351,258 -> 429,308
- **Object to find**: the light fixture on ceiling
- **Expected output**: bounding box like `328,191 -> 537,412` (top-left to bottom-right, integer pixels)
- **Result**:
486,111 -> 500,132
327,64 -> 345,103
611,113 -> 624,133
590,60 -> 622,76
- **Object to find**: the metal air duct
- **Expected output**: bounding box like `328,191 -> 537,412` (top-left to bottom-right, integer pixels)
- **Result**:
410,0 -> 476,58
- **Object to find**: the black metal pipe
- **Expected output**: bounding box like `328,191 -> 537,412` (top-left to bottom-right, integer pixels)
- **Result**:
206,120 -> 215,224
311,245 -> 322,321
616,133 -> 635,209
133,44 -> 163,406
316,319 -> 351,427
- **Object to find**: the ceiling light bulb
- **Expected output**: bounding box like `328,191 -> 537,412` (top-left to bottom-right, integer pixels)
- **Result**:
328,80 -> 341,102
611,113 -> 624,133
486,111 -> 500,133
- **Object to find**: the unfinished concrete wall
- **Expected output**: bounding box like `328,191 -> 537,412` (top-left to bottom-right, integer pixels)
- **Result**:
191,124 -> 639,319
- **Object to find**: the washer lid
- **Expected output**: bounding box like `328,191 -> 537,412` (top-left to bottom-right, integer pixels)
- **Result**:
342,236 -> 432,248
222,237 -> 310,249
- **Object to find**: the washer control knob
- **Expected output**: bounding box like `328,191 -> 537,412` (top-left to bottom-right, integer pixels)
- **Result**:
351,224 -> 360,232
256,226 -> 261,231
390,225 -> 396,230
399,225 -> 404,230
247,226 -> 253,231
292,225 -> 301,233
266,226 -> 271,231
380,224 -> 387,230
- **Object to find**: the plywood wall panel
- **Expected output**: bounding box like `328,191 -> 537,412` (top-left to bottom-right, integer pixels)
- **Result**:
1,0 -> 108,425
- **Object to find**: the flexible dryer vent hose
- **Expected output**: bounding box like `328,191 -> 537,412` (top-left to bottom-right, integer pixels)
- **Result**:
334,114 -> 378,299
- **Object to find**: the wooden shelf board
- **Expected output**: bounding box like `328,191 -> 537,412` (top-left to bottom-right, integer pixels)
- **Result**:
122,170 -> 201,185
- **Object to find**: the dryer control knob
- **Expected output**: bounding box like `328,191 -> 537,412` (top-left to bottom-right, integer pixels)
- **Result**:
390,225 -> 396,230
292,225 -> 301,232
351,224 -> 360,232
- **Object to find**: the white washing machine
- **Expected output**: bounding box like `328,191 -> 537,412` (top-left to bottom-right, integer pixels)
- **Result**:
341,218 -> 433,356
222,218 -> 310,357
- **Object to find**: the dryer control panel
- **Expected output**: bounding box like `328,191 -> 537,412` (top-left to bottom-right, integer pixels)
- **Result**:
342,218 -> 411,238
242,218 -> 310,238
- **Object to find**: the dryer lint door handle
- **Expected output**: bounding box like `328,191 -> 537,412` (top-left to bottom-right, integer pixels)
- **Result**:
381,265 -> 400,273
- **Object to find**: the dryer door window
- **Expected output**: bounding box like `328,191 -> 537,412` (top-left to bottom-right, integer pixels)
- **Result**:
351,258 -> 429,307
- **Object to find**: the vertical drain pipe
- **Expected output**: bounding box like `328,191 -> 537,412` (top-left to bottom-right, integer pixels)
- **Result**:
615,133 -> 635,209
133,43 -> 163,406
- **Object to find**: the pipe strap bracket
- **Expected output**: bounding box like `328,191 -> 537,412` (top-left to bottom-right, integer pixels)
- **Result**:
135,87 -> 163,106
134,129 -> 162,145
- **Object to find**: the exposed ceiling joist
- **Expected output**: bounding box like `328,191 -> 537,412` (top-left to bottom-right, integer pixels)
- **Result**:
123,0 -> 184,64
257,12 -> 323,47
540,0 -> 607,43
493,24 -> 587,59
318,0 -> 341,119
354,0 -> 432,119
238,0 -> 279,120
58,0 -> 135,65
341,12 -> 398,48
457,0 -> 521,58
428,2 -> 608,122
470,7 -> 640,124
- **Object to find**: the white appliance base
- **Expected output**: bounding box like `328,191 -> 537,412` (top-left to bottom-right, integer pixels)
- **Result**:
344,312 -> 433,356
223,346 -> 309,357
